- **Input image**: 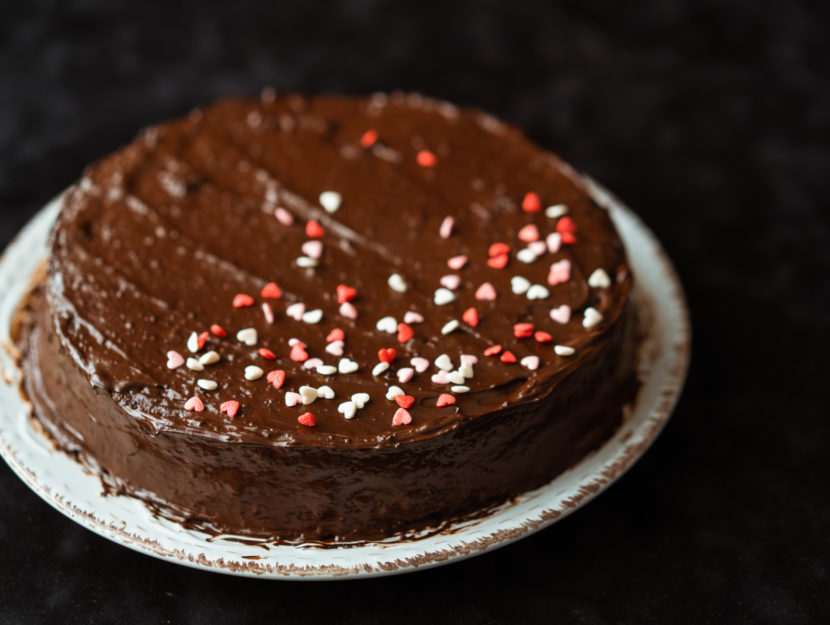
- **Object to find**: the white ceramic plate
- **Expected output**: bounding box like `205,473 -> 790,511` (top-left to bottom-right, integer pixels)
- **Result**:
0,180 -> 689,580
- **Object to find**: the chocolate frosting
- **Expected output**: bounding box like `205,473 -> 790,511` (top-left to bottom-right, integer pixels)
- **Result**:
18,92 -> 636,541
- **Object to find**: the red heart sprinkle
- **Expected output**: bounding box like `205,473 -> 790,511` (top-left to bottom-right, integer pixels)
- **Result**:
378,348 -> 397,363
392,408 -> 412,426
395,395 -> 415,409
336,284 -> 357,304
561,231 -> 577,245
306,220 -> 325,238
534,331 -> 553,343
289,344 -> 308,362
233,294 -> 254,308
360,129 -> 378,148
210,324 -> 227,337
416,150 -> 437,167
220,400 -> 240,418
484,344 -> 503,357
297,412 -> 316,427
487,253 -> 509,269
500,350 -> 517,364
196,332 -> 210,351
436,393 -> 456,407
266,369 -> 286,388
397,323 -> 414,343
326,328 -> 345,343
488,242 -> 510,257
462,307 -> 479,327
513,323 -> 534,338
258,348 -> 277,360
522,192 -> 541,213
184,396 -> 204,412
556,216 -> 577,233
260,282 -> 282,299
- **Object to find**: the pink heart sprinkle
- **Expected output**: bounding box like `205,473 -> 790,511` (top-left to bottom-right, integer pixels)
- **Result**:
184,396 -> 204,412
392,408 -> 412,426
166,350 -> 184,370
339,302 -> 358,320
548,259 -> 571,286
411,357 -> 429,373
397,367 -> 415,383
475,282 -> 497,301
518,224 -> 540,242
431,370 -> 450,384
550,305 -> 572,324
546,232 -> 562,254
521,355 -> 540,371
325,340 -> 344,356
404,311 -> 424,324
289,343 -> 309,362
274,207 -> 294,225
286,302 -> 305,320
303,357 -> 323,370
460,354 -> 478,365
447,255 -> 468,270
301,240 -> 323,259
529,240 -> 547,256
440,274 -> 461,290
285,392 -> 303,407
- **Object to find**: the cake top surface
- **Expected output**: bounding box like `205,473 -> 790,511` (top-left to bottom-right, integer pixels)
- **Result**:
48,92 -> 631,447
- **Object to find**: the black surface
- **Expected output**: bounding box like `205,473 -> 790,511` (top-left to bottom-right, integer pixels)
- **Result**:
1,1 -> 828,623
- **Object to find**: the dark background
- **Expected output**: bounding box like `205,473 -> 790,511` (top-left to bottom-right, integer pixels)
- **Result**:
1,1 -> 827,623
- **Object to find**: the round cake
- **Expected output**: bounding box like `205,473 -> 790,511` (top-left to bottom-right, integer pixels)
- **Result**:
16,91 -> 637,543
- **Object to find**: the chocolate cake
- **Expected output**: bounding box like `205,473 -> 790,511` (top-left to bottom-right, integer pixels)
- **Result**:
16,92 -> 637,543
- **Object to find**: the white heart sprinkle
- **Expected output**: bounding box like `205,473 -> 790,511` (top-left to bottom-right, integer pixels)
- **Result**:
285,392 -> 303,407
388,273 -> 408,293
550,305 -> 572,324
338,358 -> 359,374
546,232 -> 562,253
397,367 -> 414,383
274,207 -> 293,225
236,328 -> 258,346
166,350 -> 184,370
199,351 -> 220,366
411,357 -> 429,373
517,248 -> 537,264
317,385 -> 335,399
546,204 -> 568,219
583,307 -> 603,329
434,288 -> 456,306
440,274 -> 461,290
588,268 -> 612,289
325,340 -> 345,356
521,355 -> 540,371
186,357 -> 204,372
511,276 -> 531,294
245,366 -> 264,381
187,332 -> 200,353
299,385 -> 318,404
372,362 -> 390,376
555,345 -> 576,356
316,365 -> 337,376
441,319 -> 459,335
529,240 -> 547,256
301,240 -> 324,259
302,309 -> 323,324
439,215 -> 454,239
460,354 -> 478,365
386,385 -> 405,401
296,256 -> 318,268
286,302 -> 305,320
435,354 -> 453,371
351,393 -> 370,409
404,311 -> 424,324
288,338 -> 301,346
450,385 -> 470,393
459,361 -> 474,379
339,302 -> 358,319
376,316 -> 397,334
197,379 -> 218,391
448,370 -> 466,385
303,357 -> 324,370
447,255 -> 468,270
319,190 -> 342,213
338,401 -> 357,420
526,284 -> 550,300
431,370 -> 450,384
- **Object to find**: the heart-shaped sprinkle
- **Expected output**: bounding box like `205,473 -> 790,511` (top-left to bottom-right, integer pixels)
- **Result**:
305,220 -> 325,238
511,276 -> 531,294
392,408 -> 412,426
436,393 -> 456,407
187,332 -> 200,353
262,303 -> 274,324
338,358 -> 359,374
554,345 -> 576,356
583,307 -> 603,329
274,207 -> 294,225
236,328 -> 258,346
285,392 -> 302,407
297,412 -> 316,427
441,320 -> 459,335
326,328 -> 345,343
298,255 -> 318,268
220,400 -> 240,418
548,259 -> 571,286
319,190 -> 342,213
210,324 -> 227,337
500,350 -> 517,364
339,302 -> 358,319
186,357 -> 205,372
550,305 -> 571,324
302,240 -> 324,259
556,216 -> 577,234
233,293 -> 254,308
521,355 -> 540,371
395,395 -> 415,409
317,385 -> 335,399
451,385 -> 470,393
484,345 -> 503,357
526,284 -> 550,300
417,150 -> 437,168
439,216 -> 454,239
411,357 -> 429,373
267,370 -> 286,388
534,331 -> 553,343
372,362 -> 390,376
434,288 -> 456,306
475,282 -> 497,301
431,370 -> 450,384
522,192 -> 541,213
397,367 -> 414,383
513,323 -> 534,338
376,316 -> 397,334
289,343 -> 308,362
166,350 -> 184,370
302,309 -> 323,324
440,274 -> 461,290
459,361 -> 474,379
286,302 -> 305,320
487,253 -> 509,269
184,396 -> 204,412
518,224 -> 540,242
546,204 -> 568,219
404,311 -> 424,324
258,348 -> 276,360
261,282 -> 282,299
338,401 -> 357,420
325,340 -> 344,356
448,370 -> 466,385
489,242 -> 510,257
197,379 -> 218,391
316,365 -> 337,376
435,354 -> 454,371
588,268 -> 611,288
388,273 -> 408,293
516,248 -> 537,264
303,357 -> 324,370
337,284 -> 357,304
460,354 -> 478,365
244,366 -> 264,381
462,307 -> 479,326
299,385 -> 319,404
529,240 -> 547,256
386,385 -> 405,401
378,348 -> 397,363
397,323 -> 414,343
447,255 -> 468,270
351,393 -> 370,409
546,232 -> 562,254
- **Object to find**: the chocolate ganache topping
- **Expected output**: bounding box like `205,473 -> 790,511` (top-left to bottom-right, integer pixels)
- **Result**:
18,92 -> 635,541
